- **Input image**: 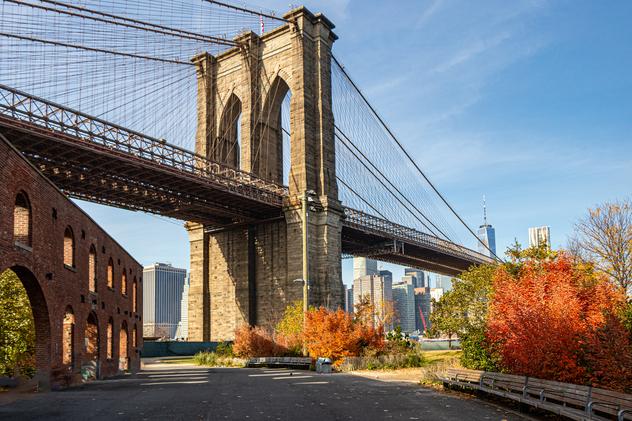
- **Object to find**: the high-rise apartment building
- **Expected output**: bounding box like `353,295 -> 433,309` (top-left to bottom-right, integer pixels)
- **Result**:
414,287 -> 432,333
404,268 -> 425,288
353,274 -> 392,327
353,257 -> 378,280
345,287 -> 354,314
392,280 -> 416,333
379,270 -> 393,285
529,226 -> 551,248
477,196 -> 497,258
175,274 -> 190,340
142,263 -> 187,339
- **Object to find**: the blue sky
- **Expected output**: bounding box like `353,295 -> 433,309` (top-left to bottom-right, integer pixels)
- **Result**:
76,0 -> 632,287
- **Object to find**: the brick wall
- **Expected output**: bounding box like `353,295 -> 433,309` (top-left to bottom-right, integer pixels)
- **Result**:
0,135 -> 143,389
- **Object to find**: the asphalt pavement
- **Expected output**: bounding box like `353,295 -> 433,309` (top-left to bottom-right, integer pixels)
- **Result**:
0,361 -> 533,420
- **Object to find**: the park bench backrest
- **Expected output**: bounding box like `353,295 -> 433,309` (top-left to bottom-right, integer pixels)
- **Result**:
481,372 -> 526,394
590,387 -> 632,419
446,368 -> 483,385
524,377 -> 590,410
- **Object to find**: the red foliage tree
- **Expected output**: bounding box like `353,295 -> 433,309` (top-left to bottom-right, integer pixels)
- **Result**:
232,325 -> 287,358
303,307 -> 384,366
487,254 -> 631,389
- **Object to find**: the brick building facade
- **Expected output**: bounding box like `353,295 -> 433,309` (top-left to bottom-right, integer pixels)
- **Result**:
0,135 -> 142,389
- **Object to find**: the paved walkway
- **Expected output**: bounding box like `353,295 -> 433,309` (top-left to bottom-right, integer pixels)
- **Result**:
0,361 -> 533,420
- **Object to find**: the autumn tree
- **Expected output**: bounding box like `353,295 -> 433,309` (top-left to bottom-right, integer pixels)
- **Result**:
275,300 -> 304,354
0,269 -> 35,377
487,253 -> 632,389
303,307 -> 383,366
572,199 -> 632,295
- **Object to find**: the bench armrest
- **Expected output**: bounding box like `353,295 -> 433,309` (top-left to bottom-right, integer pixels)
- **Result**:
587,400 -> 622,418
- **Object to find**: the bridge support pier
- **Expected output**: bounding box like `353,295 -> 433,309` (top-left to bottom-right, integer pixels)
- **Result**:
187,6 -> 344,341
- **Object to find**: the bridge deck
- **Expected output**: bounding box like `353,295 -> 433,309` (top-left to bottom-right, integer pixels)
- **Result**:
0,84 -> 493,276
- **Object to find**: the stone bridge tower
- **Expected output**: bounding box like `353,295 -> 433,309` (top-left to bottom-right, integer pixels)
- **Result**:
187,7 -> 344,341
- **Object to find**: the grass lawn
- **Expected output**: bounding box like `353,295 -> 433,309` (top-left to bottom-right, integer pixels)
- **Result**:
158,357 -> 195,364
422,350 -> 462,366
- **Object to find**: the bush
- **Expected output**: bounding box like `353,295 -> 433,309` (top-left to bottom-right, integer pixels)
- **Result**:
193,351 -> 246,368
215,341 -> 233,357
338,348 -> 425,371
232,325 -> 288,358
459,327 -> 500,372
487,253 -> 632,390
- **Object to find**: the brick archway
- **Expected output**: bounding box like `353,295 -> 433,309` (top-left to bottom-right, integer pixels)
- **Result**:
2,266 -> 51,385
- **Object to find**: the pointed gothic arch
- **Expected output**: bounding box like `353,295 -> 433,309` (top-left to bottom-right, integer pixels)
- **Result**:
215,93 -> 242,169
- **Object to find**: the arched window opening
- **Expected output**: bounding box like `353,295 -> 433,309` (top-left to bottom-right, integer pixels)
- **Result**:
107,258 -> 114,289
121,269 -> 127,296
63,227 -> 75,268
83,312 -> 99,380
119,322 -> 128,371
106,319 -> 113,360
88,245 -> 97,292
216,94 -> 242,169
258,76 -> 291,185
132,324 -> 137,349
14,191 -> 32,248
132,277 -> 137,313
62,307 -> 75,368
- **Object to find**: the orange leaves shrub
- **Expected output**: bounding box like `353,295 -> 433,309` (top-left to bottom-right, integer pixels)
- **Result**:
487,253 -> 632,391
303,308 -> 384,366
232,325 -> 288,358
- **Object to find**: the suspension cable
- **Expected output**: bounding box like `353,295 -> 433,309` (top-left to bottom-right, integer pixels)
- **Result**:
332,55 -> 502,261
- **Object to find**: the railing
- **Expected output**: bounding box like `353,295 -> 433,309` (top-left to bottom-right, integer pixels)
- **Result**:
343,208 -> 495,265
0,84 -> 289,205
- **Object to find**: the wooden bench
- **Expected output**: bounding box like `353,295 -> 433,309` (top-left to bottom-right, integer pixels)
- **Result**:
439,369 -> 632,420
247,357 -> 312,370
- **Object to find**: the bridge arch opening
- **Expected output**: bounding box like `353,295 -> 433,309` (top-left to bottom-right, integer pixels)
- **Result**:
0,267 -> 49,383
83,311 -> 99,380
258,76 -> 291,185
217,93 -> 242,169
13,191 -> 32,248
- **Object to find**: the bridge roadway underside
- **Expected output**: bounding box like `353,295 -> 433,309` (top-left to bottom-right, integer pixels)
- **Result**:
341,226 -> 477,277
0,119 -> 483,277
0,118 -> 283,227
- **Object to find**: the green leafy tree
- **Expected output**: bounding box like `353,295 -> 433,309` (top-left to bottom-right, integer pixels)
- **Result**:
430,264 -> 498,364
0,270 -> 35,377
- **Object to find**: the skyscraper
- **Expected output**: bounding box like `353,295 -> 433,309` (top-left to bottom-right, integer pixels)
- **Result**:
345,287 -> 354,314
529,226 -> 551,248
404,268 -> 425,288
353,257 -> 378,280
175,273 -> 190,340
392,280 -> 416,333
477,196 -> 497,258
353,274 -> 392,327
143,263 -> 187,339
414,287 -> 432,333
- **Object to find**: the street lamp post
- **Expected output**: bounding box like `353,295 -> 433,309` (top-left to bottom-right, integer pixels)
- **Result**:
298,190 -> 316,356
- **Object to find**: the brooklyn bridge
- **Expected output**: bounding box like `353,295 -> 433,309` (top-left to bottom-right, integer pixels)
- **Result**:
0,0 -> 495,342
